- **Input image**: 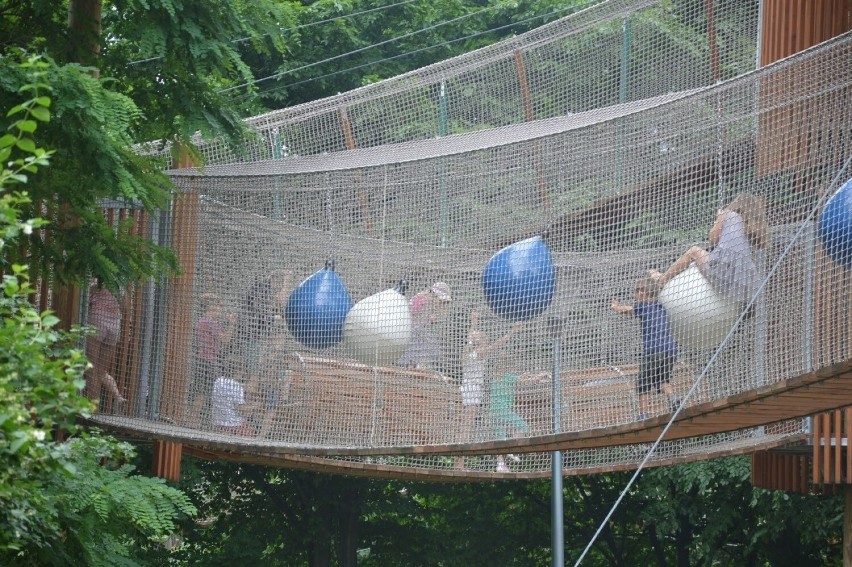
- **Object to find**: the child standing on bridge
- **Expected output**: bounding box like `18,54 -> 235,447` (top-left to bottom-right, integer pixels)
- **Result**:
456,310 -> 523,469
611,276 -> 679,419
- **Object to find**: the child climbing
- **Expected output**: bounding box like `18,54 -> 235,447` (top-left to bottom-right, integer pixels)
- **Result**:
650,193 -> 768,303
611,276 -> 679,419
456,310 -> 523,469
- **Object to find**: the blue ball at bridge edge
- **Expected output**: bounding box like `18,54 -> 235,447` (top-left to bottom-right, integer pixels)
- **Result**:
482,236 -> 556,322
286,266 -> 353,349
818,178 -> 852,269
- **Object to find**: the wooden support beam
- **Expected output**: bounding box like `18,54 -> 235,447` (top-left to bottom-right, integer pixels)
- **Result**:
338,107 -> 376,237
160,147 -> 200,428
151,439 -> 182,482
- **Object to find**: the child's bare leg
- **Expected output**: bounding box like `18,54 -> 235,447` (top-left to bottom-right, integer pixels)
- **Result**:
86,338 -> 125,403
100,372 -> 125,402
84,338 -> 102,401
456,405 -> 478,468
654,246 -> 709,288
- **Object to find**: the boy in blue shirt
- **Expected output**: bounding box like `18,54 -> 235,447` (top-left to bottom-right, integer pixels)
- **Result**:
611,276 -> 679,419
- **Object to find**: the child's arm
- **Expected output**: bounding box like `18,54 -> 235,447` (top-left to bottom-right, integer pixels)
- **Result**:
610,299 -> 633,315
709,209 -> 726,246
480,321 -> 524,358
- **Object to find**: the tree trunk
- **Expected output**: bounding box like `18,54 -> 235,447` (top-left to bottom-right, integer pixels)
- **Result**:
340,505 -> 359,567
674,510 -> 691,567
311,538 -> 331,567
67,0 -> 102,71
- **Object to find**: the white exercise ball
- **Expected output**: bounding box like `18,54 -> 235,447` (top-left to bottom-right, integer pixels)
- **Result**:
658,264 -> 741,350
343,287 -> 412,366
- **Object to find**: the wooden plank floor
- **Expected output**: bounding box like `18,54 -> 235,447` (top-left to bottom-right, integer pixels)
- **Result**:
357,359 -> 852,458
181,432 -> 805,482
91,359 -> 852,481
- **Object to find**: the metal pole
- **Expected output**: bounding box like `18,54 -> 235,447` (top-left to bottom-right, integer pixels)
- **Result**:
615,17 -> 631,191
803,221 -> 816,437
438,81 -> 449,247
551,321 -> 564,567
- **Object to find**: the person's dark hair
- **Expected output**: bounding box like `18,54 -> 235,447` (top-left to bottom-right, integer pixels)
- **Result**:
727,193 -> 769,250
635,276 -> 659,299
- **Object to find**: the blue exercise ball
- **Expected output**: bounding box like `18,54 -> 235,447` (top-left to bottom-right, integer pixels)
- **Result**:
482,236 -> 556,322
286,262 -> 353,349
818,178 -> 852,269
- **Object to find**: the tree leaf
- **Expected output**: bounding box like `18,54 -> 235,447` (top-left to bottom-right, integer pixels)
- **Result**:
13,120 -> 37,134
30,107 -> 50,122
15,138 -> 36,152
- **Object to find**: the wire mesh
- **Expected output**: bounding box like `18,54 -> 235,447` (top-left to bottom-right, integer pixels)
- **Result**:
88,4 -> 852,477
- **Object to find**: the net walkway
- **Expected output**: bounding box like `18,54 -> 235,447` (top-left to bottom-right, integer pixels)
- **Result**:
90,1 -> 852,479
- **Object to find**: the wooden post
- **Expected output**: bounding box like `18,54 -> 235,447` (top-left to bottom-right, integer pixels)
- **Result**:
514,50 -> 534,122
152,146 -> 199,481
705,0 -> 720,83
151,439 -> 183,483
513,49 -> 551,216
339,107 -> 376,237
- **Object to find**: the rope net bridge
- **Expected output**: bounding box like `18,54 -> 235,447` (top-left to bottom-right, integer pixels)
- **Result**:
90,1 -> 852,480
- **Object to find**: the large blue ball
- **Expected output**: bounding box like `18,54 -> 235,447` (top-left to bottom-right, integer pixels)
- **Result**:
818,178 -> 852,269
482,236 -> 556,322
286,266 -> 353,349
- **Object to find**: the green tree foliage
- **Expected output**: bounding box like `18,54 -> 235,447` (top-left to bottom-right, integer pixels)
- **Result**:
0,0 -> 293,291
636,457 -> 843,566
0,59 -> 195,565
164,455 -> 842,565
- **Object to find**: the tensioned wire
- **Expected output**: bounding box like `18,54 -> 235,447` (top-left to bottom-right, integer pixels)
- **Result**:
233,0 -> 602,102
219,3 -> 502,94
574,158 -> 852,565
124,0 -> 423,67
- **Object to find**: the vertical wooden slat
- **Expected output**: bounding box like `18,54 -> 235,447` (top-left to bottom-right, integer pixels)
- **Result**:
824,413 -> 833,484
514,50 -> 534,122
151,439 -> 182,482
771,453 -> 779,489
751,452 -> 762,487
786,454 -> 795,490
814,413 -> 823,486
846,408 -> 852,484
757,0 -> 852,175
803,0 -> 815,53
835,410 -> 843,483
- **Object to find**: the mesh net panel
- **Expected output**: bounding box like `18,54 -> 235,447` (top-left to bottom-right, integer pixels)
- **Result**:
89,2 -> 852,478
187,0 -> 760,164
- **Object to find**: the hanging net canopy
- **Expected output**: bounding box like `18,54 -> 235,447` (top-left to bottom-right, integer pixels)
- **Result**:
190,0 -> 764,164
91,0 -> 852,479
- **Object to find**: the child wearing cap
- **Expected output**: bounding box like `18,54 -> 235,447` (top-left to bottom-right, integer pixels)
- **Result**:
396,281 -> 452,370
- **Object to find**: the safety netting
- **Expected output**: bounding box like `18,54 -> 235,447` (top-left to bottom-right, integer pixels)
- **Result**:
142,0 -> 762,165
88,1 -> 852,478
